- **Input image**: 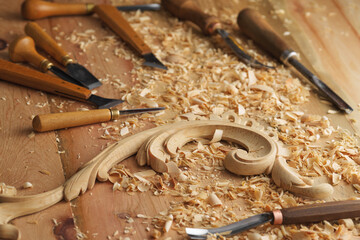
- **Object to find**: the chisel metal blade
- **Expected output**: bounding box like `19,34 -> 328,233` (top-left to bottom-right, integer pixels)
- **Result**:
143,53 -> 168,70
216,29 -> 274,69
66,63 -> 102,90
49,65 -> 90,89
288,57 -> 353,113
186,213 -> 273,239
88,95 -> 124,109
116,3 -> 161,11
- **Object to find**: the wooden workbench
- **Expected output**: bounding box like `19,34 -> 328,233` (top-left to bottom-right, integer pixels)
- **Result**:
0,0 -> 359,239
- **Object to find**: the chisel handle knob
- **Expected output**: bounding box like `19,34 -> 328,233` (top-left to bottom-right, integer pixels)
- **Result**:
25,22 -> 73,66
9,36 -> 52,72
237,8 -> 292,61
33,109 -> 113,132
276,200 -> 360,225
162,0 -> 221,35
21,0 -> 94,20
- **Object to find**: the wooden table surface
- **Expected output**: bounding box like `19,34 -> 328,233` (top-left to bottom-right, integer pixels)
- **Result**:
0,0 -> 359,239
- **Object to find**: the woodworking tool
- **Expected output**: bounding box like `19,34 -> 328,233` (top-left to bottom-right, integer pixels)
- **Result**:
93,4 -> 167,70
237,8 -> 353,113
25,22 -> 102,90
32,107 -> 165,132
21,0 -> 161,20
9,36 -> 95,89
0,59 -> 124,109
161,0 -> 272,69
186,199 -> 360,239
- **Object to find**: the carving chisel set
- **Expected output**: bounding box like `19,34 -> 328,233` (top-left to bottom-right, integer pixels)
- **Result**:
0,0 -> 358,238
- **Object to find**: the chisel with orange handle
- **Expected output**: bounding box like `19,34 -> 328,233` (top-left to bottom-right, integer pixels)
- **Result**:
32,107 -> 165,132
24,22 -> 102,90
161,0 -> 272,69
9,35 -> 92,89
21,0 -> 160,20
187,199 -> 360,239
237,8 -> 353,113
0,58 -> 123,109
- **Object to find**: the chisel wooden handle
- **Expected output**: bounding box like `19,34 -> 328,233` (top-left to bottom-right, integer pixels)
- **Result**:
0,58 -> 90,101
94,4 -> 152,56
237,8 -> 292,60
25,22 -> 72,66
33,109 -> 112,132
161,0 -> 221,35
277,200 -> 360,225
21,0 -> 94,20
9,35 -> 52,72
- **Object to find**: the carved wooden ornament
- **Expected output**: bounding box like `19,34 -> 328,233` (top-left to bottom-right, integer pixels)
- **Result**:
0,114 -> 333,239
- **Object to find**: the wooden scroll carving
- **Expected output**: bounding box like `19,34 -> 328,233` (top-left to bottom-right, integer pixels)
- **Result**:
0,115 -> 333,239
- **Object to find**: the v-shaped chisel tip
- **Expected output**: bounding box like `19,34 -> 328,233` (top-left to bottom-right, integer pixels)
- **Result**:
143,53 -> 168,70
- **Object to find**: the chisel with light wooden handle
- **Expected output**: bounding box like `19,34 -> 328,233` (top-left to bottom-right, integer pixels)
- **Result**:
237,8 -> 353,113
161,0 -> 272,68
32,107 -> 165,132
187,199 -> 360,239
21,0 -> 160,20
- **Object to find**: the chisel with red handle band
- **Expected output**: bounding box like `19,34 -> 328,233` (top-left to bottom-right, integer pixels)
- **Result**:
186,199 -> 360,239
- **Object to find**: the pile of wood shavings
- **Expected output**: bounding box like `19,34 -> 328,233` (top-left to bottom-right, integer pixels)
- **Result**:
51,1 -> 360,238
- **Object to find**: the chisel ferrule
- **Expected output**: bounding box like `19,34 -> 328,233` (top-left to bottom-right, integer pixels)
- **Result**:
62,55 -> 73,66
280,50 -> 298,65
86,3 -> 95,13
110,109 -> 120,120
272,210 -> 283,225
40,59 -> 53,72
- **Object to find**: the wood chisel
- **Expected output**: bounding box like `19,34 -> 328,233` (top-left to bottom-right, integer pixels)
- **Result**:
237,8 -> 353,113
24,22 -> 102,90
0,59 -> 123,109
32,107 -> 165,132
93,4 -> 167,70
161,0 -> 272,69
21,0 -> 161,20
186,199 -> 360,239
9,35 -> 93,89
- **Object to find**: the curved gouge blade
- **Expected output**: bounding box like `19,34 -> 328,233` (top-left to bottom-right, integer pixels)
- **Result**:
116,3 -> 161,11
66,63 -> 102,89
143,53 -> 168,70
186,213 -> 273,239
215,29 -> 274,69
88,95 -> 124,109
